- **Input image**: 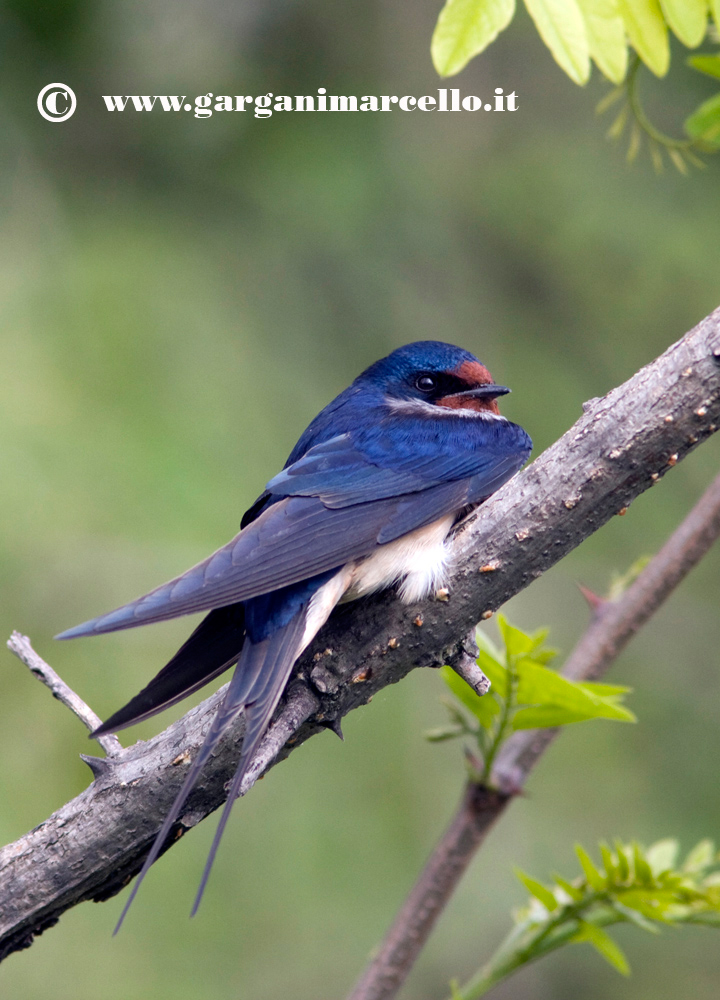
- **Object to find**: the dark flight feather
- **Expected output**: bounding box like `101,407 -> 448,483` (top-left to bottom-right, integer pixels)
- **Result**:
190,611 -> 309,915
56,455 -> 528,640
112,606 -> 309,934
93,604 -> 246,736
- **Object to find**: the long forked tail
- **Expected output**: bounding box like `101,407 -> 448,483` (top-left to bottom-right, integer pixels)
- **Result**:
112,610 -> 308,934
189,615 -> 309,915
94,604 -> 246,736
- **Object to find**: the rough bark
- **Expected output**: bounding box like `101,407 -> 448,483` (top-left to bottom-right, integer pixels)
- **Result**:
2,307 -> 719,961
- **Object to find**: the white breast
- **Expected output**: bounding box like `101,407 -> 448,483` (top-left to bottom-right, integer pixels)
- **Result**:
297,513 -> 455,656
344,513 -> 455,604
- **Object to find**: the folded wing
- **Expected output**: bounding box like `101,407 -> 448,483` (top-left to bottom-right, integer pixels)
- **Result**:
57,418 -> 531,639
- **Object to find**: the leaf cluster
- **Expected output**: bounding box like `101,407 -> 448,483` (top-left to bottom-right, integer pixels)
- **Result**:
596,50 -> 720,172
449,838 -> 720,999
431,0 -> 720,168
686,52 -> 720,149
432,0 -> 719,83
428,615 -> 635,784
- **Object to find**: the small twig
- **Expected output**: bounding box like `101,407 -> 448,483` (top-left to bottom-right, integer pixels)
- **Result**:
347,469 -> 720,1000
7,632 -> 123,758
449,635 -> 490,696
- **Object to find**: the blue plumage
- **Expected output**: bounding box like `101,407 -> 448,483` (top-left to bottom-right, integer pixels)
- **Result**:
56,340 -> 531,928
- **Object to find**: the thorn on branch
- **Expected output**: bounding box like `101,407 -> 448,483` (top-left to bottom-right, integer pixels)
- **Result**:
318,717 -> 344,740
577,584 -> 606,616
79,754 -> 116,780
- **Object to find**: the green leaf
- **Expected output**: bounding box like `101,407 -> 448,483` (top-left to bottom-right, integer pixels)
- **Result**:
440,668 -> 501,734
577,0 -> 628,82
620,888 -> 678,921
646,838 -> 680,876
432,0 -> 516,77
573,920 -> 631,974
497,614 -> 536,656
612,899 -> 661,932
577,681 -> 632,697
512,705 -> 602,728
684,839 -> 716,872
528,646 -> 559,665
425,724 -> 466,742
576,844 -> 607,890
614,839 -> 631,881
523,0 -> 591,84
527,625 -> 550,649
553,874 -> 584,901
513,658 -> 636,723
712,0 -> 720,30
688,54 -> 720,80
526,629 -> 559,665
685,93 -> 720,149
515,867 -> 560,910
513,658 -> 579,706
476,649 -> 508,690
494,617 -> 558,664
600,842 -> 617,880
475,627 -> 503,662
617,0 -> 670,76
687,912 -> 720,927
667,148 -> 689,174
659,0 -> 708,47
633,842 -> 654,884
607,103 -> 629,139
473,692 -> 502,728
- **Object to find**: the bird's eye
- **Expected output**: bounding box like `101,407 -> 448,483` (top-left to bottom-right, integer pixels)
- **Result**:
415,374 -> 437,393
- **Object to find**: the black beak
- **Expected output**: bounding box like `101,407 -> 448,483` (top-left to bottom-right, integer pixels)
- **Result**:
449,384 -> 511,401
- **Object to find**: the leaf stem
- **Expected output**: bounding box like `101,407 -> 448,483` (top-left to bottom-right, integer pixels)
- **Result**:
480,652 -> 516,782
451,898 -> 616,1000
624,55 -> 696,153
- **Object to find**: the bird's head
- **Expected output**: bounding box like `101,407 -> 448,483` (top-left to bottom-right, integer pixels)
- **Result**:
358,341 -> 510,416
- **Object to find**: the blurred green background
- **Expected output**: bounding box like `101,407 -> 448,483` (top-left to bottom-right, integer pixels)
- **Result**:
1,2 -> 720,998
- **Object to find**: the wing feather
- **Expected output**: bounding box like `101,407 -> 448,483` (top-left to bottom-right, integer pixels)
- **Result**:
112,606 -> 309,931
265,420 -> 530,507
92,605 -> 246,735
56,416 -> 531,639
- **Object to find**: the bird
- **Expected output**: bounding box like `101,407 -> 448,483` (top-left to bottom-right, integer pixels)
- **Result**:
56,340 -> 532,929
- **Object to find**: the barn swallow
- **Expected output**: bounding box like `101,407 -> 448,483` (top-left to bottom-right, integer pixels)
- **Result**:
57,340 -> 532,927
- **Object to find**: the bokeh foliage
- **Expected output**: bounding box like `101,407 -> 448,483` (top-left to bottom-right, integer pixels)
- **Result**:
1,0 -> 720,998
432,0 -> 719,83
431,0 -> 720,168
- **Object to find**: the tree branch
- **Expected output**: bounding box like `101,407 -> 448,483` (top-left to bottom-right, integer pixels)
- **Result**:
346,465 -> 720,1000
1,308 -> 719,962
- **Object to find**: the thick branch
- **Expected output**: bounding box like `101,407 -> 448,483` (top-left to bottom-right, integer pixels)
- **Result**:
1,308 -> 719,961
347,466 -> 720,1000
